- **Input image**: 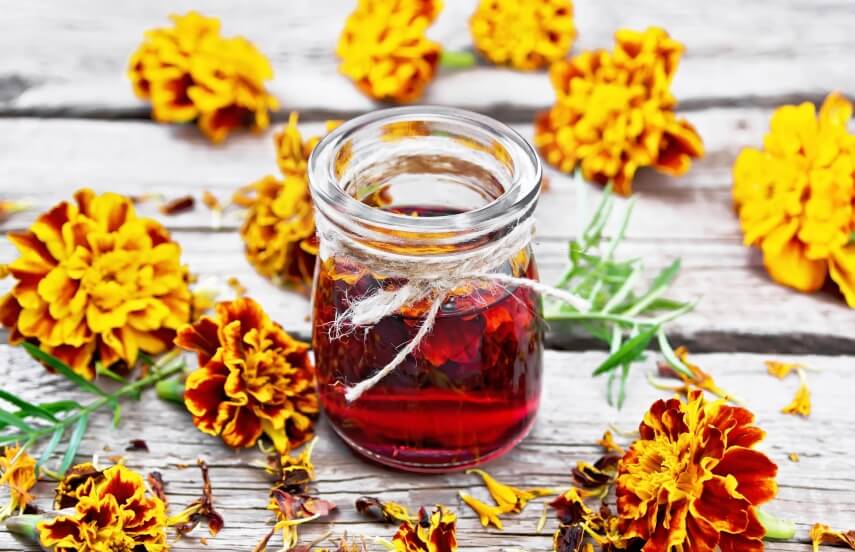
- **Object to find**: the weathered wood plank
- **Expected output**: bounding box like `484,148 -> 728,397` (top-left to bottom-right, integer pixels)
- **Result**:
2,0 -> 854,118
0,346 -> 851,550
2,228 -> 853,358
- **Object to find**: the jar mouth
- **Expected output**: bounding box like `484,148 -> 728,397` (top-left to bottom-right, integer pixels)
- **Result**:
308,106 -> 542,244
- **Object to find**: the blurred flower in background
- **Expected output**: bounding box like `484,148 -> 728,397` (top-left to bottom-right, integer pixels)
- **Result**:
534,27 -> 703,195
128,11 -> 278,143
337,0 -> 443,102
470,0 -> 575,70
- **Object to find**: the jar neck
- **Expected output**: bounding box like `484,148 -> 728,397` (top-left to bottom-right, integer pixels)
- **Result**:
308,106 -> 542,258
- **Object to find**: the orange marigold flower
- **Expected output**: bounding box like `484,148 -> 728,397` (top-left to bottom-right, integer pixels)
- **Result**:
469,0 -> 575,70
392,505 -> 457,552
37,464 -> 167,552
128,11 -> 278,143
0,445 -> 37,520
337,0 -> 443,103
617,391 -> 778,552
176,297 -> 318,453
534,27 -> 703,195
732,92 -> 855,306
0,189 -> 191,379
811,523 -> 855,551
236,175 -> 318,288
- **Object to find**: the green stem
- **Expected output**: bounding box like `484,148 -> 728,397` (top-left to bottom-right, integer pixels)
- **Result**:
13,352 -> 185,447
4,514 -> 42,541
756,509 -> 796,540
439,50 -> 477,69
155,378 -> 186,404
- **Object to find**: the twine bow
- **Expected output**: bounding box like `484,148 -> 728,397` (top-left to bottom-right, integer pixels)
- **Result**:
317,216 -> 589,402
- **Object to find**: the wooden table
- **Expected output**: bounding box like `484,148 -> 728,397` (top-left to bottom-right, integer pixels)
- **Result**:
1,1 -> 854,550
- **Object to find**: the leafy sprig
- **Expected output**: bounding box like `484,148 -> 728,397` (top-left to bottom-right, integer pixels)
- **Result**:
0,344 -> 185,476
545,178 -> 696,407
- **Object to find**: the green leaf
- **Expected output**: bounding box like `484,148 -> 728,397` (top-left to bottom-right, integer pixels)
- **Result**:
616,362 -> 631,409
593,325 -> 659,376
0,432 -> 28,445
96,361 -> 126,383
0,389 -> 58,423
137,352 -> 155,367
657,329 -> 694,379
23,342 -> 110,399
645,297 -> 690,312
37,427 -> 65,469
112,404 -> 122,429
0,407 -> 34,433
38,400 -> 84,414
58,415 -> 88,476
623,259 -> 681,316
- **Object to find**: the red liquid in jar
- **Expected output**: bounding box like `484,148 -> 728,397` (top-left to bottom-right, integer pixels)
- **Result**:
312,206 -> 543,472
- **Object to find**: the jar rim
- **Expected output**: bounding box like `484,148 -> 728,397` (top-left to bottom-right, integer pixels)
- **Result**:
307,106 -> 542,239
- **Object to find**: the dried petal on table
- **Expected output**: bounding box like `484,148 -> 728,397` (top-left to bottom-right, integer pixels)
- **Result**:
0,189 -> 191,380
159,195 -> 195,215
596,430 -> 624,454
0,445 -> 37,520
466,468 -> 555,513
355,496 -> 414,524
733,91 -> 855,308
765,360 -> 804,379
126,439 -> 149,452
810,523 -> 855,551
459,492 -> 507,530
654,346 -> 737,402
167,458 -> 224,537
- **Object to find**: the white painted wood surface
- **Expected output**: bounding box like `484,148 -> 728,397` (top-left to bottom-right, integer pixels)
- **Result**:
0,347 -> 852,551
1,1 -> 855,550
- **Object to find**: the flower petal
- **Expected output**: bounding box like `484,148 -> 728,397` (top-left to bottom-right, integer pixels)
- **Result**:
712,447 -> 778,505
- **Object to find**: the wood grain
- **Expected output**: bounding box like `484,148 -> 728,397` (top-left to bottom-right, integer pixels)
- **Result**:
0,346 -> 850,551
1,0 -> 853,118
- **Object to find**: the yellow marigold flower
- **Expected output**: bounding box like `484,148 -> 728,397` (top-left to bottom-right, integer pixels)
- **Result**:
392,505 -> 457,552
617,391 -> 778,552
274,112 -> 332,178
337,0 -> 443,103
0,445 -> 37,519
469,0 -> 575,70
236,175 -> 318,288
534,27 -> 703,195
128,11 -> 278,143
732,92 -> 855,306
37,464 -> 167,552
0,189 -> 191,379
176,297 -> 318,453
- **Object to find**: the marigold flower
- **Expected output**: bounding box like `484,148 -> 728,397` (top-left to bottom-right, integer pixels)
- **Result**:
0,189 -> 191,379
337,0 -> 443,103
733,92 -> 855,306
810,523 -> 855,551
37,464 -> 167,552
469,0 -> 575,70
237,175 -> 318,288
274,113 -> 336,178
128,11 -> 278,143
0,445 -> 37,519
176,297 -> 318,453
617,391 -> 778,552
534,27 -> 703,195
391,505 -> 457,552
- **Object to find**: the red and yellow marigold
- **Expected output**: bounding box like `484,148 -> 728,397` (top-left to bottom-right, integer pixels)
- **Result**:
616,391 -> 778,551
176,297 -> 318,453
0,189 -> 191,379
37,464 -> 167,552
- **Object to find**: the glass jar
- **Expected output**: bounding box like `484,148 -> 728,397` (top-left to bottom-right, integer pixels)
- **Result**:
307,106 -> 543,472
